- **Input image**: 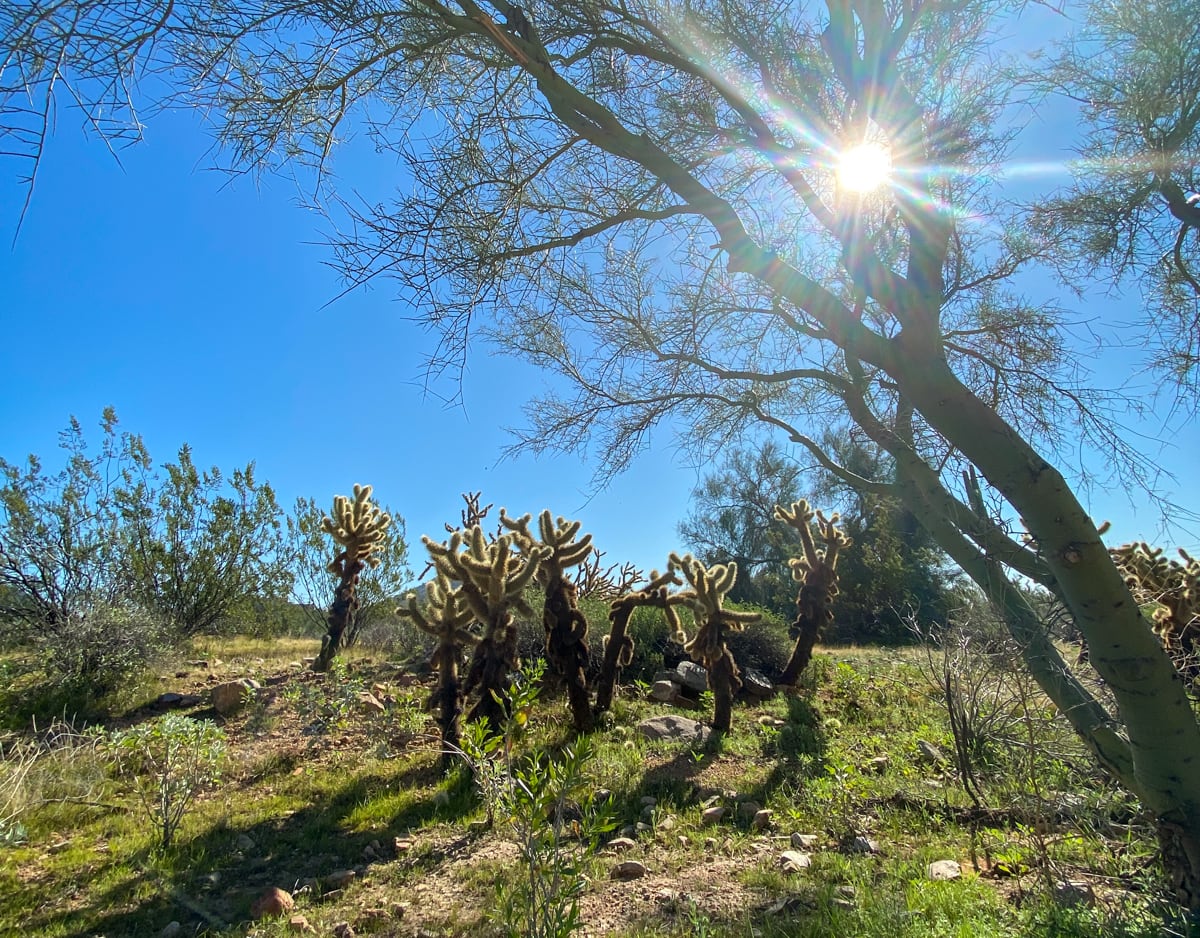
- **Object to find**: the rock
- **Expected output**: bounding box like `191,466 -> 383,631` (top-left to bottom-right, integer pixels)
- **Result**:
287,914 -> 314,933
639,796 -> 658,808
791,832 -> 819,850
636,715 -> 712,745
635,822 -> 652,835
650,680 -> 680,702
927,860 -> 961,881
765,895 -> 812,915
250,886 -> 294,920
862,756 -> 890,774
917,740 -> 946,764
175,670 -> 190,678
610,860 -> 649,880
702,806 -> 726,825
752,809 -> 773,831
332,923 -> 357,938
847,835 -> 880,854
606,837 -> 637,852
160,922 -> 182,937
357,691 -> 386,715
1054,880 -> 1096,908
736,801 -> 762,822
653,670 -> 681,684
673,694 -> 702,711
212,680 -> 255,715
325,869 -> 357,889
235,834 -> 255,851
779,850 -> 812,872
620,824 -> 637,839
152,693 -> 185,710
741,669 -> 775,698
595,788 -> 612,804
657,815 -> 677,832
394,838 -> 414,853
676,661 -> 709,693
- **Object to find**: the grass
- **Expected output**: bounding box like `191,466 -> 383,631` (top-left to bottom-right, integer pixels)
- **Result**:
0,635 -> 1191,938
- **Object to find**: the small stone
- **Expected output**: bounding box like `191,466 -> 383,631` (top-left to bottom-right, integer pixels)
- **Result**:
394,838 -> 413,853
765,895 -> 811,915
641,804 -> 656,820
357,691 -> 386,715
927,860 -> 962,881
752,809 -> 773,831
212,680 -> 252,715
778,850 -> 812,872
673,694 -> 702,710
736,801 -> 762,822
677,835 -> 689,848
235,834 -> 255,851
363,845 -> 377,860
650,680 -> 679,702
639,796 -> 658,807
620,824 -> 637,839
636,715 -> 712,744
836,885 -> 857,899
741,669 -> 775,698
595,788 -> 612,803
287,914 -> 314,933
657,815 -> 677,832
635,822 -> 652,835
160,922 -> 182,937
917,740 -> 946,764
175,670 -> 190,678
610,860 -> 650,880
332,923 -> 357,938
1054,880 -> 1096,908
704,837 -> 717,851
250,886 -> 294,920
792,830 -> 820,854
606,836 -> 637,853
847,835 -> 880,854
862,756 -> 890,774
325,869 -> 357,889
676,661 -> 709,693
153,693 -> 185,710
702,806 -> 726,825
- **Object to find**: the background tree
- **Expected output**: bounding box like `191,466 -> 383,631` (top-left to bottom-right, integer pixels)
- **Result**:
286,495 -> 411,645
119,445 -> 292,638
5,0 -> 1200,908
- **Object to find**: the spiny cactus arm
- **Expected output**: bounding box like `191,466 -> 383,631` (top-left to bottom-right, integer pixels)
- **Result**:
774,500 -> 819,566
539,511 -> 595,568
498,509 -> 538,555
322,484 -> 392,564
815,510 -> 851,568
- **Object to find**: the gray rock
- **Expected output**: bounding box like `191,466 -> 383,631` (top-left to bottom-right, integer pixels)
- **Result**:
778,850 -> 812,872
160,922 -> 182,937
235,833 -> 256,851
791,832 -> 819,849
650,680 -> 679,702
927,859 -> 961,881
606,837 -> 637,852
639,796 -> 658,808
212,680 -> 255,715
1054,880 -> 1097,908
847,835 -> 880,854
610,860 -> 649,880
324,869 -> 357,889
741,669 -> 775,698
653,670 -> 681,684
676,661 -> 709,693
752,809 -> 774,831
736,801 -> 762,822
702,806 -> 726,825
917,740 -> 946,764
862,756 -> 890,774
636,715 -> 712,745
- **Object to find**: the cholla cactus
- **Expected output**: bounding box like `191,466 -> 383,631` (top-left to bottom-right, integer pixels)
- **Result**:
670,553 -> 762,733
1108,540 -> 1200,683
313,484 -> 391,672
397,575 -> 478,762
501,510 -> 595,731
594,564 -> 688,716
774,500 -> 851,686
424,525 -> 546,730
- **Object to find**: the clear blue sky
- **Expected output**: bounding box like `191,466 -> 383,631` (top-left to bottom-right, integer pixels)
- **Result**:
0,46 -> 1197,581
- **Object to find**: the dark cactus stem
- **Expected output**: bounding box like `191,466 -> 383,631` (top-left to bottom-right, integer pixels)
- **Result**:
779,580 -> 830,686
544,574 -> 592,732
709,648 -> 742,734
433,654 -> 463,768
464,611 -> 519,731
313,553 -> 363,672
594,602 -> 635,716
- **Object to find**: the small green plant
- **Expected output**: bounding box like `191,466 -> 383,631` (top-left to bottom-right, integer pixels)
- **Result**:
280,659 -> 364,735
458,661 -> 614,938
109,713 -> 226,851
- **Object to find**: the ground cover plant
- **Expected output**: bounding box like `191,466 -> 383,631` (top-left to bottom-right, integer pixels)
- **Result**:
0,625 -> 1190,938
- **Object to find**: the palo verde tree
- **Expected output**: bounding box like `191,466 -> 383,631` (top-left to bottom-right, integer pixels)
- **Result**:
313,485 -> 392,672
6,0 -> 1200,909
500,509 -> 596,732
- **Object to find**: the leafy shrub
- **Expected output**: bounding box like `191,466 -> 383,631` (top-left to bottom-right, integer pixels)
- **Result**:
109,713 -> 226,850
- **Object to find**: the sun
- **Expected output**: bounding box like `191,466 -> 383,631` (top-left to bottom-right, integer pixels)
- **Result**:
837,142 -> 893,192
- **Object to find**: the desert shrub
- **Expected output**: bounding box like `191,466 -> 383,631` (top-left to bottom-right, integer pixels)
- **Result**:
109,713 -> 226,851
725,605 -> 793,675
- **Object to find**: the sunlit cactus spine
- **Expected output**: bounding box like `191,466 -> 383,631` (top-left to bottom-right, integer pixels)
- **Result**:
1108,537 -> 1200,683
424,525 -> 546,731
594,565 -> 687,716
670,553 -> 762,733
313,484 -> 391,672
502,509 -> 596,732
396,575 -> 477,764
774,500 -> 851,686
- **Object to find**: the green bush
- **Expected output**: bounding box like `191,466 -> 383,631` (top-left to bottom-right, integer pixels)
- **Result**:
109,713 -> 226,851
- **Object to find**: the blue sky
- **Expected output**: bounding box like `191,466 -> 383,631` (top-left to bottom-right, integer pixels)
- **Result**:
1,52 -> 1197,583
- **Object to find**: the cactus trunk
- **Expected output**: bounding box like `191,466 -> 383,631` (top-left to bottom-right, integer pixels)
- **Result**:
594,603 -> 634,716
464,611 -> 520,731
543,573 -> 592,732
313,556 -> 363,672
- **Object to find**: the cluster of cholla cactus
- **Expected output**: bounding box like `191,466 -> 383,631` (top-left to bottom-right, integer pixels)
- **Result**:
501,510 -> 596,731
422,525 -> 546,732
1108,538 -> 1200,683
396,575 -> 477,763
774,499 -> 851,686
313,484 -> 391,672
669,553 -> 762,733
594,566 -> 688,715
